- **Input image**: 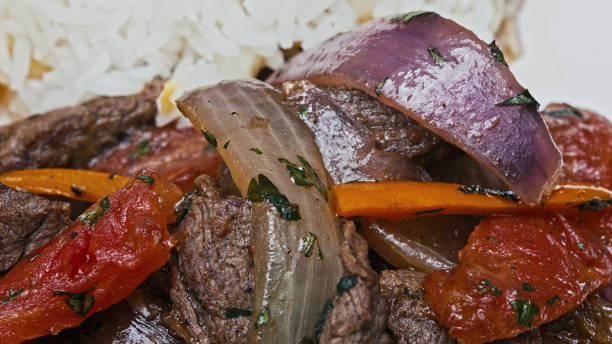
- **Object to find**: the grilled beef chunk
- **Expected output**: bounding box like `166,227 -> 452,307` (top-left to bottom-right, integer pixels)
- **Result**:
0,78 -> 162,171
0,183 -> 70,271
168,178 -> 253,344
318,221 -> 389,344
380,269 -> 454,344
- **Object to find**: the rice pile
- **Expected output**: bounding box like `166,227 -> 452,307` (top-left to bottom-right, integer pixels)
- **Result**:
0,0 -> 518,126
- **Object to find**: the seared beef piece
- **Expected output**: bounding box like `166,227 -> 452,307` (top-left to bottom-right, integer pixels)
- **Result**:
379,269 -> 454,344
0,78 -> 162,171
319,222 -> 389,344
168,178 -> 253,344
282,80 -> 431,183
0,183 -> 70,271
28,267 -> 184,344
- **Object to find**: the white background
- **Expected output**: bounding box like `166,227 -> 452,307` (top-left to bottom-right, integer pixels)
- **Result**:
512,0 -> 612,118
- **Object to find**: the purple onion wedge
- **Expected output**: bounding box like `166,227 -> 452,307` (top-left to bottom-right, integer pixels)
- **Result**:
271,12 -> 562,205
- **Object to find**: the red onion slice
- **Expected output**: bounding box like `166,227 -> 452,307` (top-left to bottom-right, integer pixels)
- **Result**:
271,12 -> 562,205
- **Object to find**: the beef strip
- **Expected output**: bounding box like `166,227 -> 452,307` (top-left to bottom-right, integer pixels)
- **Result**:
0,182 -> 70,271
318,221 -> 389,344
379,269 -> 454,344
168,177 -> 253,344
0,78 -> 162,171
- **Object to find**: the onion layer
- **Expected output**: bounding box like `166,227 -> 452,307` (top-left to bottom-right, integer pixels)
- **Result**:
177,79 -> 343,343
271,12 -> 562,205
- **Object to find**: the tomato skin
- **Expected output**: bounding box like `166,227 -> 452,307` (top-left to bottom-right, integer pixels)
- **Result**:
0,171 -> 181,344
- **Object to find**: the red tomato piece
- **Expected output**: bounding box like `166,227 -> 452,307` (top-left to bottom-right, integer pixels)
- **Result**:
0,171 -> 182,344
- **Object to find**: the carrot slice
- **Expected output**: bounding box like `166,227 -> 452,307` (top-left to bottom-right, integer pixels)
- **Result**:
0,169 -> 130,202
331,181 -> 612,220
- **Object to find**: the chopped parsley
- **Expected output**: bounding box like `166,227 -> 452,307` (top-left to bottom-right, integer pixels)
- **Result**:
250,147 -> 263,155
278,156 -> 328,201
485,236 -> 499,242
27,252 -> 39,263
1,288 -> 24,303
391,11 -> 432,23
489,40 -> 508,66
225,307 -> 253,318
545,106 -> 583,118
314,298 -> 334,342
428,46 -> 445,67
522,283 -> 536,291
70,185 -> 84,197
248,174 -> 300,221
128,139 -> 151,159
253,306 -> 270,329
299,107 -> 310,120
201,129 -> 218,147
136,174 -> 155,185
337,276 -> 358,295
53,286 -> 96,317
375,77 -> 389,96
78,196 -> 110,228
575,197 -> 612,211
223,139 -> 230,150
301,232 -> 321,258
496,89 -> 539,107
402,287 -> 422,300
546,295 -> 561,305
458,184 -> 519,202
414,208 -> 444,216
477,279 -> 502,296
510,299 -> 539,327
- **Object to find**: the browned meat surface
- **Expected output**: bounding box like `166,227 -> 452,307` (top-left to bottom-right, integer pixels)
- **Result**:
168,178 -> 253,344
0,78 -> 162,171
0,183 -> 70,271
282,80 -> 431,183
380,269 -> 454,344
319,222 -> 389,344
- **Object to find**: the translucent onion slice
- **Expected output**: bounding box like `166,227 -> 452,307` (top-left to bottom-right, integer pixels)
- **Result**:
271,12 -> 562,205
177,79 -> 343,343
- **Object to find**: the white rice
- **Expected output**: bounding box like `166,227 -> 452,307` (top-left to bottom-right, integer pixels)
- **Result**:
0,0 -> 516,126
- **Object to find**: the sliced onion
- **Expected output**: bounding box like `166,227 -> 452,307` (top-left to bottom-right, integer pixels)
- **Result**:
177,79 -> 343,343
271,12 -> 562,205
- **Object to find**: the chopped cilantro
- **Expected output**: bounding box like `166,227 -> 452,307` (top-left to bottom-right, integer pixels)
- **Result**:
375,77 -> 389,96
546,107 -> 583,118
253,306 -> 270,329
428,46 -> 445,67
247,174 -> 300,221
575,197 -> 612,211
27,252 -> 39,263
1,288 -> 24,303
496,90 -> 539,107
301,232 -> 317,257
299,107 -> 309,120
250,147 -> 263,155
337,276 -> 358,295
128,139 -> 151,159
225,307 -> 252,318
223,139 -> 230,149
489,40 -> 508,66
458,184 -> 519,202
314,298 -> 333,342
53,286 -> 96,317
136,174 -> 155,184
522,283 -> 536,291
510,299 -> 539,327
478,279 -> 503,296
485,236 -> 498,242
546,295 -> 561,305
78,197 -> 110,227
201,129 -> 218,147
391,11 -> 432,23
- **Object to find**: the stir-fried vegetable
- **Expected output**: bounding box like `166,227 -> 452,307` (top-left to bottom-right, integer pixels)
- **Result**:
0,171 -> 182,344
271,12 -> 562,205
0,169 -> 129,202
177,79 -> 343,343
332,181 -> 612,220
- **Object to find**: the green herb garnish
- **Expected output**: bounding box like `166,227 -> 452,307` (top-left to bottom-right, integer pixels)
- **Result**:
545,106 -> 583,118
174,193 -> 194,226
201,129 -> 218,147
575,197 -> 612,211
478,279 -> 503,296
248,174 -> 300,221
225,307 -> 253,318
53,286 -> 96,317
254,306 -> 270,329
375,77 -> 388,96
402,287 -> 422,300
1,288 -> 24,303
278,156 -> 328,201
78,196 -> 110,227
128,139 -> 151,159
250,147 -> 263,155
337,276 -> 358,295
458,184 -> 519,202
314,298 -> 334,342
223,139 -> 230,149
428,46 -> 445,67
301,232 -> 317,257
391,11 -> 432,23
299,107 -> 309,120
522,283 -> 536,291
510,300 -> 539,327
496,89 -> 539,107
27,252 -> 39,263
414,208 -> 444,216
136,174 -> 155,184
489,40 -> 508,66
485,236 -> 498,242
546,295 -> 561,305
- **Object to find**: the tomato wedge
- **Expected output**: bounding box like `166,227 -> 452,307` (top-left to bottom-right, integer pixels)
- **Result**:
0,171 -> 182,343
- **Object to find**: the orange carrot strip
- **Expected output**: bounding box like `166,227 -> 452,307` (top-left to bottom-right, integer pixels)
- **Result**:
0,169 -> 130,202
331,181 -> 612,220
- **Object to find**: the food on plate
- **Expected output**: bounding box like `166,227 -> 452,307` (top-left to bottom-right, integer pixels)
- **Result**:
0,10 -> 610,344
